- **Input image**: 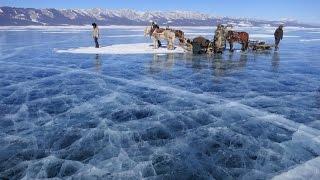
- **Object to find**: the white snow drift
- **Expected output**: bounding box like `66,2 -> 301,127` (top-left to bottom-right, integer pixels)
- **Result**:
55,43 -> 187,54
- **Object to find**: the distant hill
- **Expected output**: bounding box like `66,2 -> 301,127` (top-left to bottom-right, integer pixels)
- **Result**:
0,6 -> 318,27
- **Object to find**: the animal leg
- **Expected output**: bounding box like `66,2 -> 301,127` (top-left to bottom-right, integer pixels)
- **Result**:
168,40 -> 173,50
154,38 -> 158,49
229,42 -> 234,52
241,43 -> 245,51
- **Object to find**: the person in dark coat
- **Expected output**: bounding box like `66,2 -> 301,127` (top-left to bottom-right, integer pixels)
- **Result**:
274,25 -> 283,48
92,23 -> 99,48
151,21 -> 162,47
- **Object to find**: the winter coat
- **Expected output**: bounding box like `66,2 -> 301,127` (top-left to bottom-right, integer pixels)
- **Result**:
274,28 -> 283,40
93,27 -> 99,38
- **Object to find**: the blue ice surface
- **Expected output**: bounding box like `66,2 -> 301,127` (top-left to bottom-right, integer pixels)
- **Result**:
0,26 -> 320,179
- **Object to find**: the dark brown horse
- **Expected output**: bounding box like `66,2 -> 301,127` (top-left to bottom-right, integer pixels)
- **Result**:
173,29 -> 185,45
190,36 -> 213,54
227,31 -> 249,52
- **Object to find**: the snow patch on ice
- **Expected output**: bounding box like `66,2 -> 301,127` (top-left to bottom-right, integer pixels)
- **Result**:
104,35 -> 144,38
55,43 -> 187,54
42,31 -> 82,34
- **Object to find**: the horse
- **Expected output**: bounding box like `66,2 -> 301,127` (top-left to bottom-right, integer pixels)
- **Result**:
174,29 -> 185,45
227,31 -> 249,52
144,27 -> 175,50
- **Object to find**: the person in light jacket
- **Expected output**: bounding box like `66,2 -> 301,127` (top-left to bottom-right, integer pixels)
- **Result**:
92,23 -> 99,48
274,25 -> 283,48
151,21 -> 162,47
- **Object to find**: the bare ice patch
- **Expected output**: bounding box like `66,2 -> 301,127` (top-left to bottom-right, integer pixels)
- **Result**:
55,43 -> 187,54
42,31 -> 83,34
103,35 -> 144,38
300,39 -> 320,42
250,34 -> 300,39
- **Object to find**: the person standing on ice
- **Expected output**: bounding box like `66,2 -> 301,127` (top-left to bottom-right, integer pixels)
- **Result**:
214,24 -> 227,53
92,23 -> 100,48
274,25 -> 283,48
151,21 -> 162,47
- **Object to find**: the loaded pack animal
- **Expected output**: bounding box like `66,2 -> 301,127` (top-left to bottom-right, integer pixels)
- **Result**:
227,31 -> 249,52
165,27 -> 186,45
187,36 -> 214,54
144,27 -> 175,50
211,24 -> 249,52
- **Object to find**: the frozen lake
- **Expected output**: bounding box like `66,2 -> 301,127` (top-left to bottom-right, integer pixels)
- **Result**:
0,26 -> 320,179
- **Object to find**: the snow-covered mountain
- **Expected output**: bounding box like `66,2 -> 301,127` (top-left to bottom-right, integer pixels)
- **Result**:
0,6 -> 317,27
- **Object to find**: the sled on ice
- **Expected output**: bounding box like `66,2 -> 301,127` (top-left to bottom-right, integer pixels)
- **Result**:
249,40 -> 274,51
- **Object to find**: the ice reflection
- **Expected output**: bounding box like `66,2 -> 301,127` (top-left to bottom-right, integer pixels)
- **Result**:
187,54 -> 211,72
146,51 -> 250,78
210,52 -> 247,77
147,53 -> 175,73
94,54 -> 101,73
271,51 -> 280,70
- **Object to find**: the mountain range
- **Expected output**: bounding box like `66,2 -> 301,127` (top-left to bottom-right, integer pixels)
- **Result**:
0,6 -> 318,27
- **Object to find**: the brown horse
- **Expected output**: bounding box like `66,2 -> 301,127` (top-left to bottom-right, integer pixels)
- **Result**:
173,29 -> 185,45
227,31 -> 249,52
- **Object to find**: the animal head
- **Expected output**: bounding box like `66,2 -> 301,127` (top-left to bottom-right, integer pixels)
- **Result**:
174,30 -> 185,44
144,27 -> 152,36
175,30 -> 184,38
